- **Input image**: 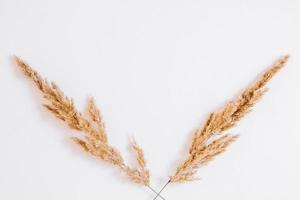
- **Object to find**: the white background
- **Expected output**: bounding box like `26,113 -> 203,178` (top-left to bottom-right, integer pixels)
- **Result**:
1,0 -> 300,199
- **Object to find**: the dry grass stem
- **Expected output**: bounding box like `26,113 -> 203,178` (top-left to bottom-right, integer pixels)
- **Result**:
15,56 -> 150,186
170,55 -> 289,183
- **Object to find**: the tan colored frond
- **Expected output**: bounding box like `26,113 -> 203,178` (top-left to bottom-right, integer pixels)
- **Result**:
170,55 -> 289,183
16,57 -> 150,186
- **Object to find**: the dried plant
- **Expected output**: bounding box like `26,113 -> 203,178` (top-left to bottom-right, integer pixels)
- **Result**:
152,55 -> 289,199
15,57 -> 151,186
15,55 -> 288,200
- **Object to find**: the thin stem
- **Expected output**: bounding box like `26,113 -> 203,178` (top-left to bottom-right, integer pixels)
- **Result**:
152,180 -> 171,200
146,185 -> 166,200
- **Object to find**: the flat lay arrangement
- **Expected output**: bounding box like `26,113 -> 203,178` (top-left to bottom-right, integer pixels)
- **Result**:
14,55 -> 289,199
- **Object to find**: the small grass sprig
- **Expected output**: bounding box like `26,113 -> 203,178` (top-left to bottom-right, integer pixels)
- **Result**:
152,55 -> 289,200
15,56 -> 150,185
170,55 -> 289,183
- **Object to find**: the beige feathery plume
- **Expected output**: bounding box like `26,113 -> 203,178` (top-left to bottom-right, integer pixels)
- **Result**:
15,56 -> 150,186
170,55 -> 289,183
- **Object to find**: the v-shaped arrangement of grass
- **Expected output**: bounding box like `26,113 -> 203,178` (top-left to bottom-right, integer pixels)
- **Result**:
15,55 -> 289,199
